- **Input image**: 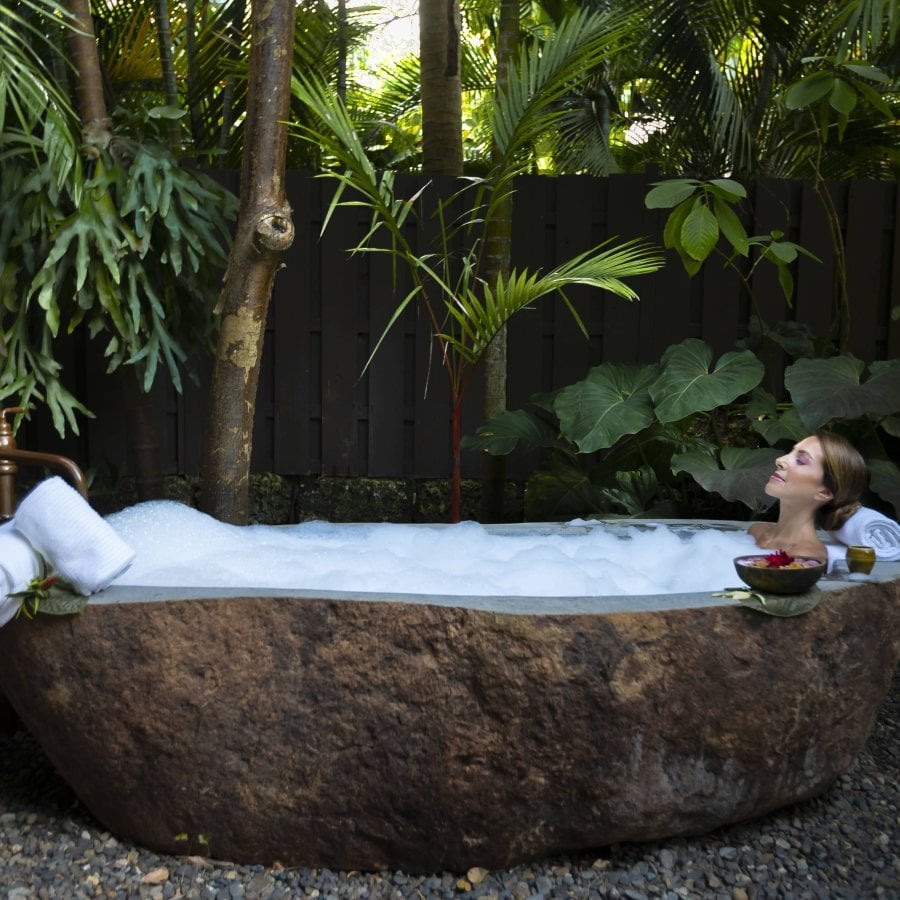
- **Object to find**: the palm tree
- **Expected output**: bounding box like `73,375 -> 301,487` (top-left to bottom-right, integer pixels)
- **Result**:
479,0 -> 518,521
293,8 -> 664,522
606,0 -> 898,179
419,0 -> 464,174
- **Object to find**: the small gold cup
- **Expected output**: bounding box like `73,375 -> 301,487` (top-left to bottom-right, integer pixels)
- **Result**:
846,545 -> 876,575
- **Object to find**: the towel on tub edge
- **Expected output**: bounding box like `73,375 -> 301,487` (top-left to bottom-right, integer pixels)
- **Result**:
0,520 -> 46,627
13,476 -> 136,596
828,506 -> 900,562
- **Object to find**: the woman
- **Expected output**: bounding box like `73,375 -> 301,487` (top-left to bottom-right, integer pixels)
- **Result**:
749,430 -> 868,563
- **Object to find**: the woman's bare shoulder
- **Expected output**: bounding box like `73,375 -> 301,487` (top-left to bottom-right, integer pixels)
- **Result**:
748,522 -> 771,544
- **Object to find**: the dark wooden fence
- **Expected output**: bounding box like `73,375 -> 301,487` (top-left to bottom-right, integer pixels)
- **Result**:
21,172 -> 900,481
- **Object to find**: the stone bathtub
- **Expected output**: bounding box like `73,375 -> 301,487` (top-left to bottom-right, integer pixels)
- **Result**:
0,520 -> 897,874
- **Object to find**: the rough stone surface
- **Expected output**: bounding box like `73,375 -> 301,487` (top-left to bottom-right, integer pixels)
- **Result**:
0,579 -> 897,874
84,473 -> 527,523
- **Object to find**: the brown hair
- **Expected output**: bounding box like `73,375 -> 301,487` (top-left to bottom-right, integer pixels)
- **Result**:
815,429 -> 868,531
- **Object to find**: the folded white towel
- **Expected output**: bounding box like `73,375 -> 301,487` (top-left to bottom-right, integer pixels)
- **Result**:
829,506 -> 900,562
0,520 -> 45,627
14,477 -> 136,595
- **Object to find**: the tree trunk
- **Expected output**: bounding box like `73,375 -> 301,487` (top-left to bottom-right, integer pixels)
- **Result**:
68,0 -> 165,501
198,0 -> 296,524
337,0 -> 348,103
479,0 -> 518,522
154,0 -> 182,149
66,0 -> 111,142
419,0 -> 463,174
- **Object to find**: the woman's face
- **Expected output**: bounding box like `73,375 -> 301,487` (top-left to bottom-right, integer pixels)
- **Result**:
765,436 -> 833,506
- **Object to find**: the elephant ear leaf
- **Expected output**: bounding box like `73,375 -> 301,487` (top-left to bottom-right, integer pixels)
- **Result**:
553,362 -> 658,453
462,409 -> 562,455
785,356 -> 900,429
745,388 -> 807,444
867,458 -> 900,518
673,446 -> 779,510
650,339 -> 764,423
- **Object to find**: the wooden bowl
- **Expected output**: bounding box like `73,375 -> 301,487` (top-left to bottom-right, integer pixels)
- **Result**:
734,555 -> 826,595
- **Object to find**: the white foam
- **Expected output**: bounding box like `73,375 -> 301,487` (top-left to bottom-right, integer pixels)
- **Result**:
107,501 -> 759,597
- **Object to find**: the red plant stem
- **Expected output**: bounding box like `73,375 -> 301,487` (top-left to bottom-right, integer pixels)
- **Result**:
450,392 -> 462,523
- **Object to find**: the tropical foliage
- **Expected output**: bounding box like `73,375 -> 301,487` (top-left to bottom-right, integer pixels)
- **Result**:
464,340 -> 900,520
0,0 -> 237,436
644,177 -> 820,298
292,7 -> 666,521
603,0 -> 899,180
1,0 -> 897,524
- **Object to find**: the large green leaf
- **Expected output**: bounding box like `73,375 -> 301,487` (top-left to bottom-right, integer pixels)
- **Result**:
461,409 -> 563,456
553,363 -> 659,453
785,73 -> 835,109
597,466 -> 659,516
713,195 -> 749,256
785,356 -> 900,429
645,178 -> 700,208
868,458 -> 900,518
524,453 -> 606,520
715,587 -> 822,617
745,388 -> 807,444
672,446 -> 779,510
680,200 -> 719,261
650,339 -> 765,423
880,415 -> 900,438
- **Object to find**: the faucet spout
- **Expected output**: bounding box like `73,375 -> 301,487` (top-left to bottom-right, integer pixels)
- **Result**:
0,406 -> 89,521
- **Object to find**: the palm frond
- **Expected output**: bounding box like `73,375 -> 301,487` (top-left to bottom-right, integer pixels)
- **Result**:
491,6 -> 638,176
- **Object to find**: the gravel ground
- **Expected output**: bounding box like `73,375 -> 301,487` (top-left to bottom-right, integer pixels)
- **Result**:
1,672 -> 897,900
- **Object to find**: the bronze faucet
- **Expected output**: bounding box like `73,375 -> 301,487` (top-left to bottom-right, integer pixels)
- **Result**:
0,407 -> 89,521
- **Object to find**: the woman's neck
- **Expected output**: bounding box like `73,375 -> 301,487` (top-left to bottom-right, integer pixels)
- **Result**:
750,501 -> 827,561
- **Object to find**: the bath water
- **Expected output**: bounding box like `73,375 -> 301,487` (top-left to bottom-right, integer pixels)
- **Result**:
108,501 -> 758,597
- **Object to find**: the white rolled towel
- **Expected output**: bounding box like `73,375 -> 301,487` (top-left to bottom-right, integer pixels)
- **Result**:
14,477 -> 136,595
0,520 -> 46,627
829,506 -> 900,562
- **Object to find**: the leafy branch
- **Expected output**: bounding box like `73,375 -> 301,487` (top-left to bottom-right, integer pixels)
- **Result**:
644,177 -> 820,307
11,575 -> 88,619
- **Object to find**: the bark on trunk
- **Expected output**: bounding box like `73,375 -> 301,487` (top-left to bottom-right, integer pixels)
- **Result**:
66,0 -> 111,146
480,0 -> 518,522
419,0 -> 463,175
68,0 -> 163,500
198,0 -> 296,524
154,0 -> 182,149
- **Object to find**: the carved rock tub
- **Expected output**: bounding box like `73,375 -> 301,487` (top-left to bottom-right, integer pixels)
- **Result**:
0,534 -> 897,873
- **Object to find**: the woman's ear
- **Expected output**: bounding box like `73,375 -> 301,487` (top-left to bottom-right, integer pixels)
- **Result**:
815,486 -> 834,503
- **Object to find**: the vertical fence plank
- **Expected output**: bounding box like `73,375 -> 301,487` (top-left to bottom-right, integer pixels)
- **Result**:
507,175 -> 553,406
271,172 -> 318,474
410,177 -> 454,477
603,175 -> 651,363
889,186 -> 900,361
794,180 -> 834,341
748,179 -> 805,394
365,174 -> 419,476
549,176 -> 596,383
845,181 -> 890,361
319,184 -> 363,475
636,189 -> 696,362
